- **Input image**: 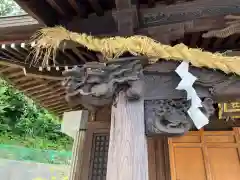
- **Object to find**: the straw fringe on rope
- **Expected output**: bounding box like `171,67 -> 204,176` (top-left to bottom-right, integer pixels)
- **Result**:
31,26 -> 240,75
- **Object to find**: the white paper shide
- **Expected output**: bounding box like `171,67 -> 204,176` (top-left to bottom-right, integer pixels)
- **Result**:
175,61 -> 209,129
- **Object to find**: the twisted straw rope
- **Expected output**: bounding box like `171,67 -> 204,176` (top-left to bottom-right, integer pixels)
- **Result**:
31,26 -> 240,75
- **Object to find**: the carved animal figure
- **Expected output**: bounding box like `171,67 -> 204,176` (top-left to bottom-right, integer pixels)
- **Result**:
62,58 -> 144,110
145,98 -> 215,136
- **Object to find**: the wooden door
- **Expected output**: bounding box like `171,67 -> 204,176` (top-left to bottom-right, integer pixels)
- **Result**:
168,128 -> 240,180
147,137 -> 171,180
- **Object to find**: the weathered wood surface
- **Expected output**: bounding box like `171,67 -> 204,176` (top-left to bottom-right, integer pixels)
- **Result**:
144,61 -> 240,102
64,0 -> 240,41
0,15 -> 41,42
139,0 -> 240,27
147,137 -> 171,180
106,92 -> 148,180
17,0 -> 240,43
15,0 -> 59,26
62,57 -> 145,110
144,98 -> 215,136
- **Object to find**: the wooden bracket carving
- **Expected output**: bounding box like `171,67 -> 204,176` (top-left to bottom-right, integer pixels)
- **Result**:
144,61 -> 240,102
62,57 -> 147,111
145,98 -> 215,136
145,99 -> 193,136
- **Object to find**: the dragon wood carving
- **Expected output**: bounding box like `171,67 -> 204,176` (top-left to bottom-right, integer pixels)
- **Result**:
62,59 -> 237,136
62,57 -> 146,110
145,98 -> 215,136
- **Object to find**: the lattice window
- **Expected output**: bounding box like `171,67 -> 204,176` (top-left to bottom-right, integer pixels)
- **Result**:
91,134 -> 109,180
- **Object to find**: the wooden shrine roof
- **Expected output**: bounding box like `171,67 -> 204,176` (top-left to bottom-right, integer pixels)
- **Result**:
15,0 -> 240,40
0,62 -> 76,116
15,0 -> 199,25
0,30 -> 240,117
0,15 -> 42,42
0,40 -> 86,116
0,15 -> 79,116
1,1 -> 240,116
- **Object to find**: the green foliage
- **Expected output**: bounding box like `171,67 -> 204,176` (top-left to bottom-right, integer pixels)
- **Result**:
0,144 -> 71,164
0,0 -> 25,17
0,79 -> 73,150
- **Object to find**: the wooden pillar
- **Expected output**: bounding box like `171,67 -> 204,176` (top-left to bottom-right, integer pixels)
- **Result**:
106,92 -> 149,180
62,110 -> 89,180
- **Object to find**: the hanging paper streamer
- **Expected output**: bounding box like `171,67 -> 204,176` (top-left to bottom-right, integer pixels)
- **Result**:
175,62 -> 209,129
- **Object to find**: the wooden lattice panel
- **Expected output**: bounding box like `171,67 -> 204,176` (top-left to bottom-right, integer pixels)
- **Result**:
91,134 -> 109,180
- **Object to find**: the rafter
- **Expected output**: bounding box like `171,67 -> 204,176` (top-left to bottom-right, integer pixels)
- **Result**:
88,0 -> 104,16
15,0 -> 59,26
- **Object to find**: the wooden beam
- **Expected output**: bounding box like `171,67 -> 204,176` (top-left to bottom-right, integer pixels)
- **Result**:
45,0 -> 65,16
0,15 -> 41,42
224,34 -> 240,47
65,13 -> 229,44
190,32 -> 201,47
13,0 -> 240,40
88,0 -> 104,16
31,87 -> 63,98
139,0 -> 240,28
0,53 -> 63,80
47,0 -> 76,19
113,0 -> 136,36
106,92 -> 148,180
48,104 -> 67,111
16,79 -> 44,88
37,92 -> 65,102
225,50 -> 240,56
15,0 -> 59,26
6,71 -> 25,79
201,38 -> 212,49
144,61 -> 240,102
138,15 -> 228,43
24,69 -> 63,80
43,100 -> 66,109
68,0 -> 79,13
0,66 -> 17,74
52,106 -> 72,114
147,0 -> 155,8
68,0 -> 88,18
21,83 -> 50,92
212,38 -> 225,51
65,12 -> 117,35
40,96 -> 66,106
11,76 -> 32,84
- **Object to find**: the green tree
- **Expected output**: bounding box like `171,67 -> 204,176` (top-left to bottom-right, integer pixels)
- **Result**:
0,0 -> 25,16
0,79 -> 73,150
0,1 -> 72,151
